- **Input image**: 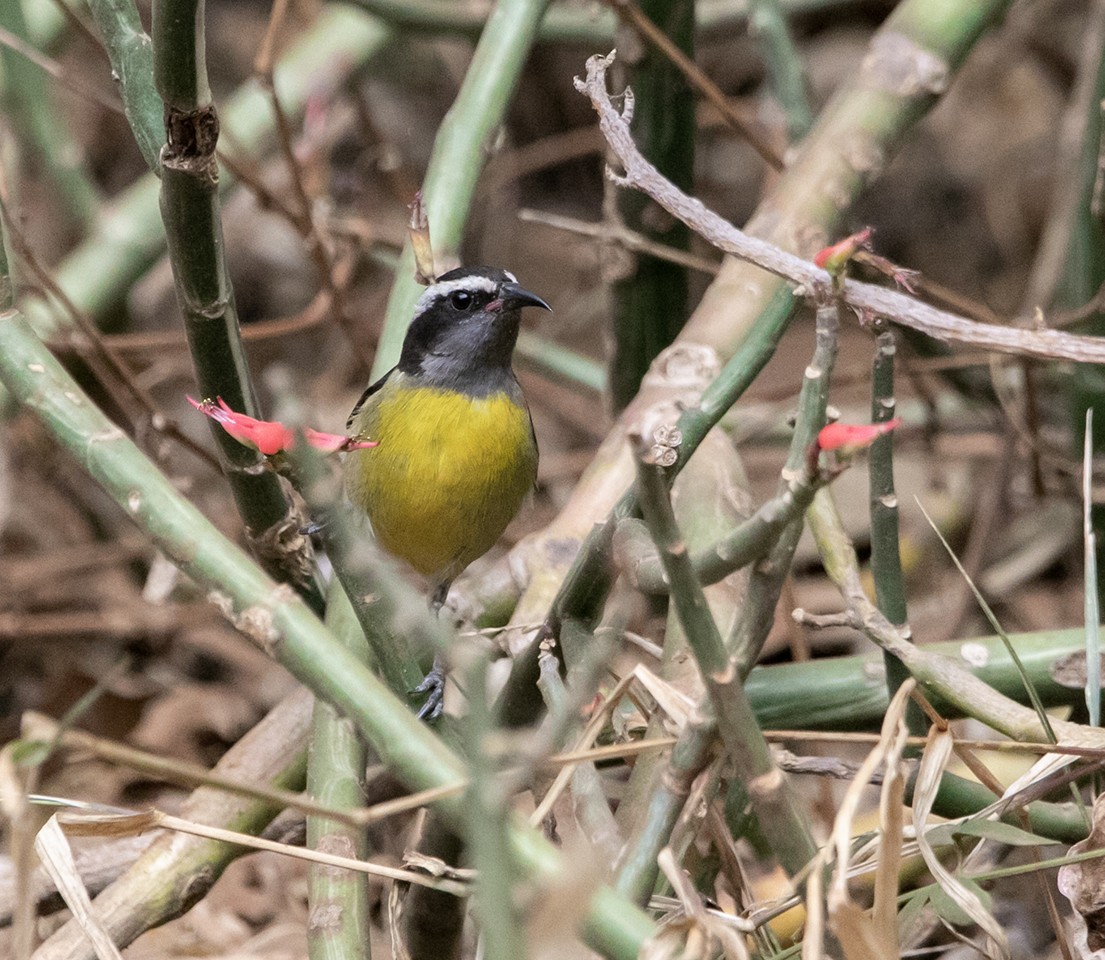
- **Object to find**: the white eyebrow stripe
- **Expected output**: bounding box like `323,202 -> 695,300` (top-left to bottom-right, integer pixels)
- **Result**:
414,275 -> 500,315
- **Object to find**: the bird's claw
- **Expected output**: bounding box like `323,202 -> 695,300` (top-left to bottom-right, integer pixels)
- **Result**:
414,663 -> 446,721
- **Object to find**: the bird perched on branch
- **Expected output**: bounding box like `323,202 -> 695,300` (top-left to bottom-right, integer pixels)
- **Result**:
344,266 -> 551,718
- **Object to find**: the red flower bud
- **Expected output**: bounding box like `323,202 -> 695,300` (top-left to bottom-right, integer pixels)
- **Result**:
814,228 -> 874,274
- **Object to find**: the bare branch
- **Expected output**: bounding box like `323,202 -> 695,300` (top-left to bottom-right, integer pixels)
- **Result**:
575,53 -> 1105,366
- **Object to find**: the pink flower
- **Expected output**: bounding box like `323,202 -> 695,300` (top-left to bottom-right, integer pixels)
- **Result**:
188,397 -> 377,456
814,228 -> 874,274
817,417 -> 902,454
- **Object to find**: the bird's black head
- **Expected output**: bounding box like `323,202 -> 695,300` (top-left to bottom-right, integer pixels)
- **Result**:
398,266 -> 551,393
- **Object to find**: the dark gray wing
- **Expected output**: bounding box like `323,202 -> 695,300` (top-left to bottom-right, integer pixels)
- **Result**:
346,367 -> 395,429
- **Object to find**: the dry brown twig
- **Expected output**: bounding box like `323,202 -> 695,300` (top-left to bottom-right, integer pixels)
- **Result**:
252,0 -> 373,371
575,52 -> 1105,366
602,0 -> 782,170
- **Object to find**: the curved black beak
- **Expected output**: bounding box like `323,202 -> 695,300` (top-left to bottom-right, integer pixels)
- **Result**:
500,282 -> 552,312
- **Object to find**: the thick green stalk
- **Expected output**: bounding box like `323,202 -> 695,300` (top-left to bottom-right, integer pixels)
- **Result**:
372,0 -> 551,378
0,0 -> 100,227
86,0 -> 164,172
0,308 -> 656,960
912,770 -> 1086,845
151,0 -> 323,608
633,449 -> 817,877
21,7 -> 391,340
744,627 -> 1097,730
307,584 -> 372,960
609,0 -> 695,410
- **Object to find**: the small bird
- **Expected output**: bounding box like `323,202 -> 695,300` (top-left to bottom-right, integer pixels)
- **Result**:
344,266 -> 550,717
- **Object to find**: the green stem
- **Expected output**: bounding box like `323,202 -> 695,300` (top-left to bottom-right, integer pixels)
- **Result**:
728,306 -> 837,666
306,583 -> 372,960
868,329 -> 921,733
151,0 -> 210,109
747,0 -> 812,141
151,0 -> 323,609
744,627 -> 1097,730
86,0 -> 164,172
618,462 -> 826,593
0,0 -> 100,227
614,708 -> 716,904
466,651 -> 529,960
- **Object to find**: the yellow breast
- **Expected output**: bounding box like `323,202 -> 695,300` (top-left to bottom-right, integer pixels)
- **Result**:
344,379 -> 538,583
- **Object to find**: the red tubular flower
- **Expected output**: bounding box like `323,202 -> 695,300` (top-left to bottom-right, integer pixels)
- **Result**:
817,417 -> 902,455
188,397 -> 376,456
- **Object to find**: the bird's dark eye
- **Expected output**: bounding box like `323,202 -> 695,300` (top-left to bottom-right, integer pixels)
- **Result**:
450,291 -> 473,310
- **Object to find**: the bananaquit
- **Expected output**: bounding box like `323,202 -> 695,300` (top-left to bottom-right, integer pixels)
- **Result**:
343,266 -> 550,715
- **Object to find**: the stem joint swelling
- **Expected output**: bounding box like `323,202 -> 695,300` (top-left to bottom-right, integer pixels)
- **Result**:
163,103 -> 220,167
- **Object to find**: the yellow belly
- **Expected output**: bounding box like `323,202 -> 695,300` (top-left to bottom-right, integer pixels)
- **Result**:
344,382 -> 538,583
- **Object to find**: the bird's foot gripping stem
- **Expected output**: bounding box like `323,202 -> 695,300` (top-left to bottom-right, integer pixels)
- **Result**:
415,654 -> 446,721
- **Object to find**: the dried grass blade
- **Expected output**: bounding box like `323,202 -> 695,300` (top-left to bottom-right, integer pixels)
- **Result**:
824,680 -> 913,960
913,729 -> 1010,960
33,815 -> 124,960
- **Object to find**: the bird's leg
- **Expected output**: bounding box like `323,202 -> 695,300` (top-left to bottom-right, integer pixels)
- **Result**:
414,580 -> 451,720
